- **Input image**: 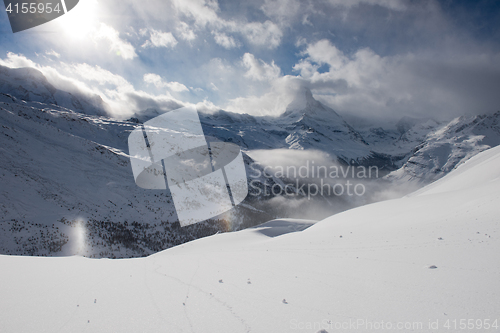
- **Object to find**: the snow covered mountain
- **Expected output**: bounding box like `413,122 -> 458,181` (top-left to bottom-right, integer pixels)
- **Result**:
0,65 -> 107,116
359,116 -> 442,157
179,89 -> 373,164
133,88 -> 404,169
0,95 -> 273,258
386,111 -> 500,184
1,64 -> 499,258
197,90 -> 408,173
1,141 -> 499,333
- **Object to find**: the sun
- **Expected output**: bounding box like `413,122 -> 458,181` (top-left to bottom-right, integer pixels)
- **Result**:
57,0 -> 100,39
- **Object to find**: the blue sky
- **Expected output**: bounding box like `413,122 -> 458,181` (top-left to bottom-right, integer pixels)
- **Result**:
1,0 -> 500,123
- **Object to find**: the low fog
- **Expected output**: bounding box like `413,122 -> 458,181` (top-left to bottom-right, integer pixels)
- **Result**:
247,149 -> 421,220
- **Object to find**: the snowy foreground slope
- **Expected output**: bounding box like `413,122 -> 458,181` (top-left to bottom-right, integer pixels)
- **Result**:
1,147 -> 499,332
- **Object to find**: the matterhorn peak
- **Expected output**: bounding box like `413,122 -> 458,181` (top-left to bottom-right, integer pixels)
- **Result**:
285,87 -> 317,113
304,87 -> 314,103
283,87 -> 345,124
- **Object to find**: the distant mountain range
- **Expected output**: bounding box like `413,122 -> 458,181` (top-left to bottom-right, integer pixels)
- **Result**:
386,111 -> 500,184
1,64 -> 499,257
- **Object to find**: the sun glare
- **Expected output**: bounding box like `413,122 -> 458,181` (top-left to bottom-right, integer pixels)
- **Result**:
73,218 -> 87,255
57,0 -> 100,39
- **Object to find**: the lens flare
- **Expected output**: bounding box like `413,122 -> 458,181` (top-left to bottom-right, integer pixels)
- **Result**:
73,218 -> 87,255
57,0 -> 99,39
219,211 -> 235,232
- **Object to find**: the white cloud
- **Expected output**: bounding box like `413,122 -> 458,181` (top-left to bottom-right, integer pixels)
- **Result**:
209,82 -> 219,91
326,0 -> 407,11
45,50 -> 61,58
292,39 -> 500,122
171,0 -> 219,27
165,81 -> 189,92
303,39 -> 347,70
194,98 -> 219,113
302,15 -> 313,26
241,21 -> 282,49
170,0 -> 283,49
176,22 -> 196,41
0,52 -> 38,68
93,23 -> 137,60
142,29 -> 178,48
143,73 -> 164,88
143,73 -> 189,92
259,0 -> 406,30
292,59 -> 319,79
226,75 -> 304,116
260,0 -> 301,22
221,35 -> 500,122
213,32 -> 240,49
70,63 -> 131,87
242,53 -> 281,81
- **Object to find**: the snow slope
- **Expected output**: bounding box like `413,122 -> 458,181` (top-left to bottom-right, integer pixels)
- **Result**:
0,97 -> 273,257
1,145 -> 498,332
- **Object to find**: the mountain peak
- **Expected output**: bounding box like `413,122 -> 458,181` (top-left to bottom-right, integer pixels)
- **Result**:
283,88 -> 348,126
285,88 -> 318,113
304,87 -> 314,103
